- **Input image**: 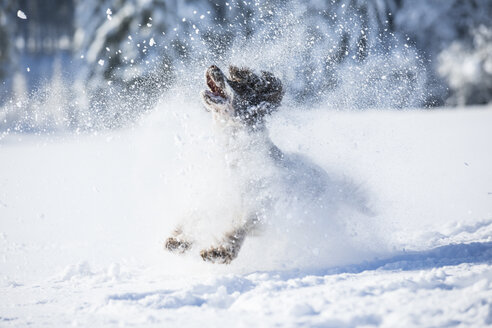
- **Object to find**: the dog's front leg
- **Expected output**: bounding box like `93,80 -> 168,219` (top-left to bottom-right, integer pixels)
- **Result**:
200,227 -> 247,264
164,227 -> 193,254
200,215 -> 260,264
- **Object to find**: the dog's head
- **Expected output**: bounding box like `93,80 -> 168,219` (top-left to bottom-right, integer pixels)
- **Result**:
201,65 -> 283,128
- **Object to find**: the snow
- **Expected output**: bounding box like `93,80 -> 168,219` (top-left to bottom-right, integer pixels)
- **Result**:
106,8 -> 112,21
16,10 -> 27,20
2,1 -> 491,324
1,100 -> 491,326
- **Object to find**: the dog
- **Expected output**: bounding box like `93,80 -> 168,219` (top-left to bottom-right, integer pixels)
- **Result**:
164,65 -> 284,264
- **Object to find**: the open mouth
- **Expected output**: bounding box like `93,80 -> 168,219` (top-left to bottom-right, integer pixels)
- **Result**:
205,69 -> 227,100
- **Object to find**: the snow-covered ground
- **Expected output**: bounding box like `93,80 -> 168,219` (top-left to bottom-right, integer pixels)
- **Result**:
1,100 -> 492,327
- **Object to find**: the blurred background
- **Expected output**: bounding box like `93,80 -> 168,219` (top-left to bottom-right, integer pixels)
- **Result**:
1,0 -> 491,133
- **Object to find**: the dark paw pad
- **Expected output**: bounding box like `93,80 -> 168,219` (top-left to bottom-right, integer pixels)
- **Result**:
164,237 -> 192,254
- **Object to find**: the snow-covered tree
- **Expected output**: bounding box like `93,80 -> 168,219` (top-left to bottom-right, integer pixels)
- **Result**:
3,0 -> 492,133
391,0 -> 492,106
438,25 -> 492,106
0,0 -> 18,100
73,0 -> 428,110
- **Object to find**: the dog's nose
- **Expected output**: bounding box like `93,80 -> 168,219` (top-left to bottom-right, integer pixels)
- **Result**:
210,65 -> 218,70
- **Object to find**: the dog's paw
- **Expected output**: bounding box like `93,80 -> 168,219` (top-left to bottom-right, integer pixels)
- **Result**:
164,237 -> 192,254
200,246 -> 236,264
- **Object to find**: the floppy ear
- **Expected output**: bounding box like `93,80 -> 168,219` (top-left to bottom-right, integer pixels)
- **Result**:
245,71 -> 284,122
228,66 -> 254,82
260,71 -> 284,107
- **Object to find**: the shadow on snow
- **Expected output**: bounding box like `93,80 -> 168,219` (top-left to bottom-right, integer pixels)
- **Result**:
313,241 -> 492,276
